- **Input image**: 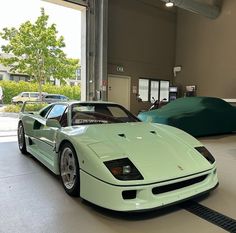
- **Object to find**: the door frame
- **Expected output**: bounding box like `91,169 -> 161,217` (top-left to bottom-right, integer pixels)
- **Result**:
108,74 -> 131,110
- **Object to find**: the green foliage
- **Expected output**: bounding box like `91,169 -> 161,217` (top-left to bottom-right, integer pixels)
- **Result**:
0,8 -> 80,96
4,104 -> 21,113
4,103 -> 48,113
24,103 -> 48,112
0,80 -> 80,104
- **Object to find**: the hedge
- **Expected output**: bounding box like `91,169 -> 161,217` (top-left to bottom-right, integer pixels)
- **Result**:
3,104 -> 21,113
4,103 -> 48,113
0,80 -> 81,104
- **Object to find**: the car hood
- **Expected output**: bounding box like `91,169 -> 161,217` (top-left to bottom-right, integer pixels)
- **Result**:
70,122 -> 213,183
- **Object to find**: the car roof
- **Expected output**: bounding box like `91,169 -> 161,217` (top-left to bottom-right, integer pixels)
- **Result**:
44,94 -> 64,96
48,100 -> 121,106
21,92 -> 47,94
37,101 -> 126,115
69,100 -> 120,105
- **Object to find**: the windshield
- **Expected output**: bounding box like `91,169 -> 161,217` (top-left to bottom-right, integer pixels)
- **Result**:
71,103 -> 140,125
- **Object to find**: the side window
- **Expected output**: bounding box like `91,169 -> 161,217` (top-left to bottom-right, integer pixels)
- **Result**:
50,95 -> 57,99
30,93 -> 39,98
22,93 -> 29,97
47,105 -> 67,121
40,105 -> 54,118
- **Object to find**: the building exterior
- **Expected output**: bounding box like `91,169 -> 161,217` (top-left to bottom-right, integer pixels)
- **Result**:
0,54 -> 30,82
0,53 -> 81,85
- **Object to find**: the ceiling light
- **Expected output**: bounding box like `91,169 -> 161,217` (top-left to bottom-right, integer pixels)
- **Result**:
165,1 -> 174,7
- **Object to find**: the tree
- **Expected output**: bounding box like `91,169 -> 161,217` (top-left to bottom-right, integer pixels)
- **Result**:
0,8 -> 79,100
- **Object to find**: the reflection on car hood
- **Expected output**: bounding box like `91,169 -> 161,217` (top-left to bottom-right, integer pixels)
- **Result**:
68,122 -> 213,182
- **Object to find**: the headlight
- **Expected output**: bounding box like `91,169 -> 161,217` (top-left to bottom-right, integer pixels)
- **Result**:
104,158 -> 144,181
195,146 -> 215,164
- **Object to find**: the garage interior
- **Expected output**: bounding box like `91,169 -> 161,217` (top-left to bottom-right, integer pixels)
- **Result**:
1,0 -> 236,232
2,134 -> 236,233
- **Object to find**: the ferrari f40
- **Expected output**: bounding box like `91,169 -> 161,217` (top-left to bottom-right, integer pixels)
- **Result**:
17,101 -> 218,212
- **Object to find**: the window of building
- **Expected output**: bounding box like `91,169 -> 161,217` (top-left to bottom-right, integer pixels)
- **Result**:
0,74 -> 3,81
138,79 -> 149,101
10,75 -> 30,82
160,81 -> 170,101
138,78 -> 170,102
15,76 -> 20,82
150,81 -> 159,102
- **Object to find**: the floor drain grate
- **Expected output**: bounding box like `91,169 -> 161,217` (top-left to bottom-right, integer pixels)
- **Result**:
181,201 -> 236,233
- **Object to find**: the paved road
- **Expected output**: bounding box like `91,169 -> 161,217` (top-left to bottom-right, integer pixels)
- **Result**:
0,113 -> 18,137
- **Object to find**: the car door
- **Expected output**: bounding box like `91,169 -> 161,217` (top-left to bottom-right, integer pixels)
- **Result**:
29,92 -> 39,101
21,92 -> 30,102
34,104 -> 67,162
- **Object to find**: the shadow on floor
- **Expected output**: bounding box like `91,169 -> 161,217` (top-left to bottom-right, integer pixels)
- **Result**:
198,132 -> 236,141
82,199 -> 182,221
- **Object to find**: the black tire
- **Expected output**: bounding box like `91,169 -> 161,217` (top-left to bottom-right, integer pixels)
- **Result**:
17,101 -> 23,105
17,122 -> 27,154
59,143 -> 80,197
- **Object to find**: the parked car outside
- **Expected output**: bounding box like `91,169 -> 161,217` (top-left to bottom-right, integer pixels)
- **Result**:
11,92 -> 47,104
42,94 -> 69,104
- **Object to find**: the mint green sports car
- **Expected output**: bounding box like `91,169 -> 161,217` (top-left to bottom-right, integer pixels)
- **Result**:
17,101 -> 218,212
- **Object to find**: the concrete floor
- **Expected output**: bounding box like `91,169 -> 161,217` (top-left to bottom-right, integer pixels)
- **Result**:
0,132 -> 236,233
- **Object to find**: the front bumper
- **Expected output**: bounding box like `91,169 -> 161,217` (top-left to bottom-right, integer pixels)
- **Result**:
80,167 -> 218,212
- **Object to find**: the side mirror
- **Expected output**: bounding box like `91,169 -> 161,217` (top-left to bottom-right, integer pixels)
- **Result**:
46,119 -> 61,129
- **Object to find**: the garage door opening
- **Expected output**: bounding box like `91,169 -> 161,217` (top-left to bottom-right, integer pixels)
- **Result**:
0,0 -> 86,101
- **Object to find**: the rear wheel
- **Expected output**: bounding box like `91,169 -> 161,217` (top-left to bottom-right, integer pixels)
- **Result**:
17,122 -> 27,154
59,143 -> 80,196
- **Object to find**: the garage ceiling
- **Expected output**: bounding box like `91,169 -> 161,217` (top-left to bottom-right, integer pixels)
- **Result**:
137,0 -> 177,12
140,0 -> 222,19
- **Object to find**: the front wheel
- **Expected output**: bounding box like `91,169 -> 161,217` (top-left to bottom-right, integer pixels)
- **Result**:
17,122 -> 27,154
59,143 -> 80,197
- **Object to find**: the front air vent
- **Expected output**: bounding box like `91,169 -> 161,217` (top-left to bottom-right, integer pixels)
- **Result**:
152,175 -> 207,195
122,190 -> 137,200
118,133 -> 126,138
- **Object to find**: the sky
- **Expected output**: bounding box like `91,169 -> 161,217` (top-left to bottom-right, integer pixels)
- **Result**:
0,0 -> 81,59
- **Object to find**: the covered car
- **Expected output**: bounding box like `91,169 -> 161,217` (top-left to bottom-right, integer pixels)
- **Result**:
17,101 -> 218,212
138,96 -> 236,137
